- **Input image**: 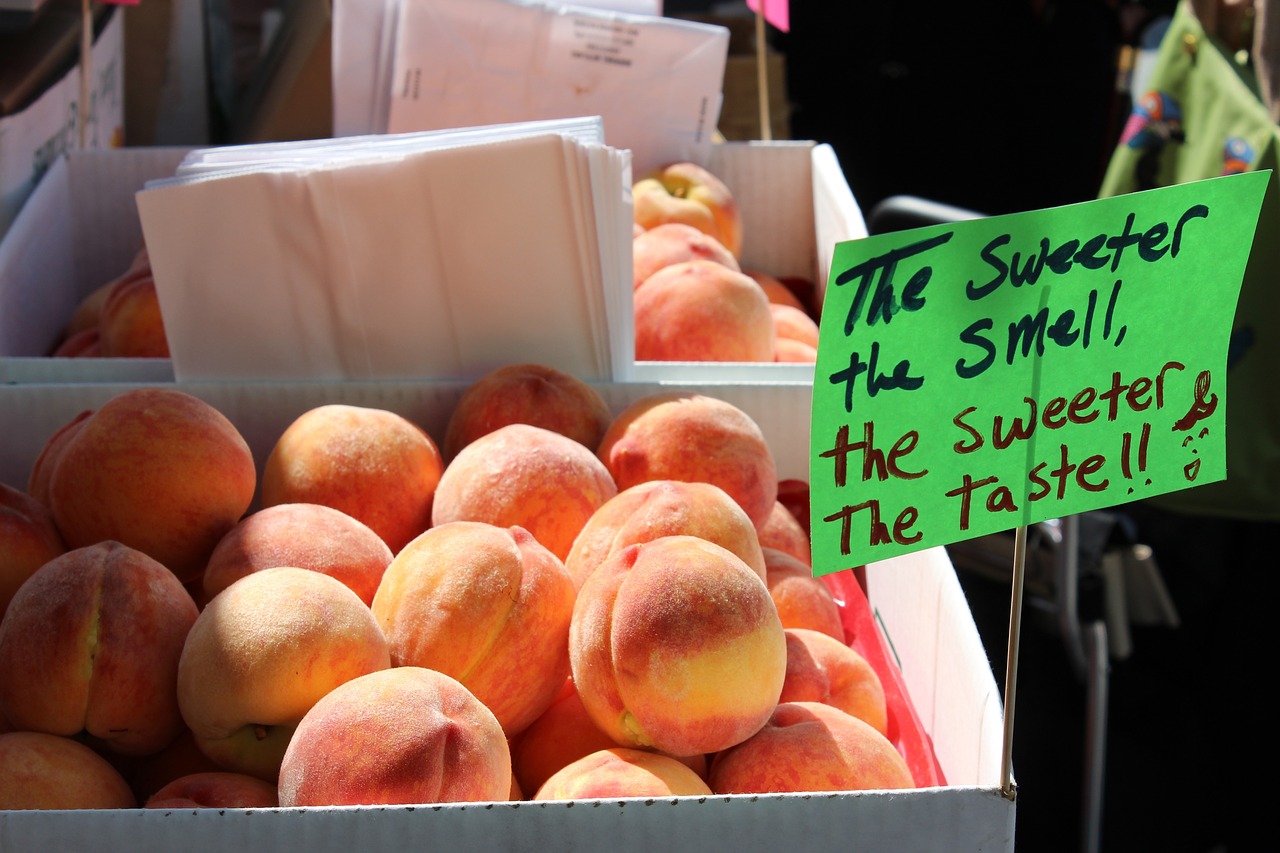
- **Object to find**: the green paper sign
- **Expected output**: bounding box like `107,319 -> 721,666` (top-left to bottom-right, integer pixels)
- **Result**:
809,171 -> 1270,573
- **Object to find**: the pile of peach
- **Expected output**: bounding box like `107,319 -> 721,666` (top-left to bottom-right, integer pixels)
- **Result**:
632,161 -> 821,364
0,363 -> 913,811
47,246 -> 170,359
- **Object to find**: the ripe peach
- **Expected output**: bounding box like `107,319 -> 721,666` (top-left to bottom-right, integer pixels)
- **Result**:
442,362 -> 613,462
0,541 -> 199,756
565,479 -> 767,591
45,388 -> 257,582
97,270 -> 169,358
634,259 -> 775,362
757,500 -> 811,565
26,409 -> 90,506
597,392 -> 779,528
261,404 -> 444,555
121,726 -> 224,804
177,566 -> 391,782
534,747 -> 713,800
372,521 -> 577,737
633,161 -> 743,259
744,269 -> 806,311
763,548 -> 845,642
144,770 -> 279,809
771,302 -> 820,347
708,701 -> 913,794
569,535 -> 787,758
49,327 -> 102,357
278,666 -> 512,807
203,502 -> 394,607
64,277 -> 124,342
431,424 -> 617,562
633,222 -> 740,290
0,731 -> 137,810
776,479 -> 811,538
774,338 -> 818,363
510,679 -> 629,796
780,628 -> 888,735
0,483 -> 65,620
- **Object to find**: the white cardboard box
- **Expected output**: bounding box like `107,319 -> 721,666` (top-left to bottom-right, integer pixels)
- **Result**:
0,140 -> 867,385
0,379 -> 1012,851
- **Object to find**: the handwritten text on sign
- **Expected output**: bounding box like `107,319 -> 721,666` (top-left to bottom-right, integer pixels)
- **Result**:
809,172 -> 1269,572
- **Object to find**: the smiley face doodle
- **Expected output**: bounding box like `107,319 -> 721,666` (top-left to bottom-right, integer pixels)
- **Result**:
1172,369 -> 1218,482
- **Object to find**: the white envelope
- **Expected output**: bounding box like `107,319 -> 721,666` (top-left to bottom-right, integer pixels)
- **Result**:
135,122 -> 632,383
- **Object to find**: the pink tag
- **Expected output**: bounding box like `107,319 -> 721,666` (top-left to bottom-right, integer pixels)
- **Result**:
746,0 -> 789,33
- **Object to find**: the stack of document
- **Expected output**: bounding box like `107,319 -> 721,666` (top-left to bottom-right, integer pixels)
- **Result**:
333,0 -> 728,176
135,116 -> 634,383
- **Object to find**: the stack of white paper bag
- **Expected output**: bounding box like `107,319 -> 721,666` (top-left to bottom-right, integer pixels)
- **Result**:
333,0 -> 728,176
135,116 -> 634,383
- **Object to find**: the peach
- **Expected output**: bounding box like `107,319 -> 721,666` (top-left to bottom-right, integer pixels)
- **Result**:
0,482 -> 65,619
177,566 -> 391,782
97,270 -> 170,358
565,479 -> 767,591
597,392 -> 779,528
745,269 -> 807,311
121,726 -> 224,804
511,678 -> 707,796
569,534 -> 787,758
45,388 -> 257,582
757,500 -> 811,565
26,408 -> 90,506
708,701 -> 913,794
774,337 -> 818,363
0,731 -> 137,810
431,423 -> 617,562
633,221 -> 740,290
50,327 -> 102,357
771,302 -> 820,349
442,362 -> 613,462
534,747 -> 713,800
63,278 -> 123,343
776,478 -> 811,538
145,770 -> 279,809
261,404 -> 444,555
0,541 -> 199,755
372,521 -> 577,737
278,666 -> 512,806
633,161 -> 743,259
634,259 -> 775,362
779,628 -> 888,736
202,502 -> 394,607
763,548 -> 845,642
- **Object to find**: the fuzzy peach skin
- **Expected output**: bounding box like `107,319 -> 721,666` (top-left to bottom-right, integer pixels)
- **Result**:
780,628 -> 888,735
372,521 -> 577,738
770,302 -> 820,349
431,424 -> 617,563
97,270 -> 169,358
26,409 -> 90,506
565,479 -> 767,591
442,362 -> 614,462
633,222 -> 740,290
633,161 -> 743,259
177,566 -> 390,782
0,482 -> 65,619
708,701 -> 913,795
0,541 -> 199,755
634,259 -> 775,363
278,666 -> 512,807
763,548 -> 845,642
744,269 -> 806,311
569,535 -> 787,758
261,404 -> 444,555
512,679 -> 707,796
144,770 -> 279,809
535,747 -> 713,801
776,478 -> 811,538
0,731 -> 137,810
596,392 -> 779,528
774,338 -> 818,363
44,388 -> 257,582
756,500 -> 811,566
203,503 -> 394,607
